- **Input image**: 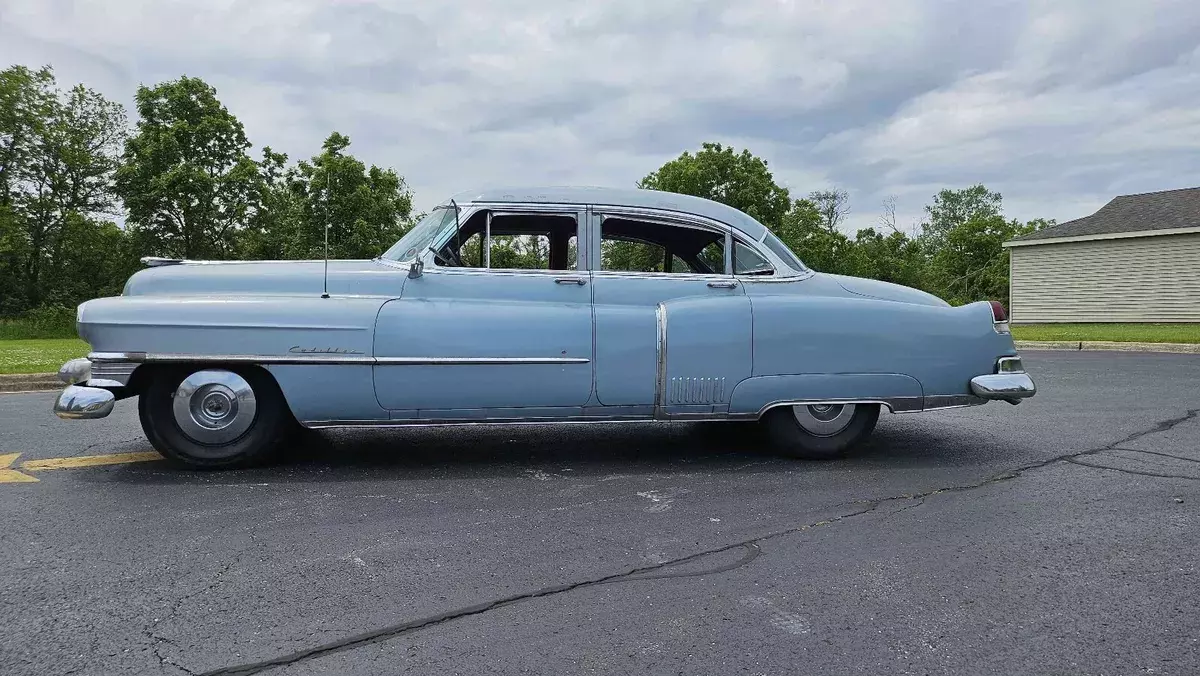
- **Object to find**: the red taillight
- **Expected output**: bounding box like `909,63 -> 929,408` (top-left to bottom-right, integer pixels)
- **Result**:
988,301 -> 1008,323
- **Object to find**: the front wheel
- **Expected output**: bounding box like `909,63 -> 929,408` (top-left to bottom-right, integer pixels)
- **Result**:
138,366 -> 293,469
762,403 -> 880,460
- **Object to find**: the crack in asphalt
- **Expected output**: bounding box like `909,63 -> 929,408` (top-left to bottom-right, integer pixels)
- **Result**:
1109,447 -> 1200,464
1066,457 -> 1200,481
146,558 -> 238,676
199,408 -> 1200,676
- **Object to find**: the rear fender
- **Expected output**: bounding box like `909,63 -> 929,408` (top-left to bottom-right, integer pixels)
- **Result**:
729,373 -> 924,416
749,296 -> 1016,396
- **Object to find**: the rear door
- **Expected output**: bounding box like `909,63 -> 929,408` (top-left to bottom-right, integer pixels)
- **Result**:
588,208 -> 752,415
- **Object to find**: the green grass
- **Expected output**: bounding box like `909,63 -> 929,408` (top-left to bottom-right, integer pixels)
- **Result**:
0,339 -> 90,374
1011,323 -> 1200,344
0,314 -> 78,340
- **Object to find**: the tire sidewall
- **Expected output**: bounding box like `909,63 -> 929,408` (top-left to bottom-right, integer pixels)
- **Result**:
139,366 -> 288,469
765,403 -> 880,460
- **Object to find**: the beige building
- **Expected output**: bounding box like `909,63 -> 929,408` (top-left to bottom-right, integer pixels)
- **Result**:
1003,187 -> 1200,324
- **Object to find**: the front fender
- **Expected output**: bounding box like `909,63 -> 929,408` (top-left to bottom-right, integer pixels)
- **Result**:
78,295 -> 385,357
76,295 -> 391,422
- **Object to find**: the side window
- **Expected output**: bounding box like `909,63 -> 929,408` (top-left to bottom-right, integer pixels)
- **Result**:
733,239 -> 774,276
437,212 -> 578,271
602,237 -> 665,273
599,217 -> 726,275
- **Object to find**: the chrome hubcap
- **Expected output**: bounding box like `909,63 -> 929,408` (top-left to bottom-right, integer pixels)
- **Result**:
792,403 -> 856,437
172,370 -> 257,445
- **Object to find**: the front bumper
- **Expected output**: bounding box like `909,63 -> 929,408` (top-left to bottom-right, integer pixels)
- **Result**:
53,356 -> 134,420
970,356 -> 1036,404
54,384 -> 116,419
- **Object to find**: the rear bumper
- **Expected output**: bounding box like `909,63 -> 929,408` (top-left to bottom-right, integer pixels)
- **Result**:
970,371 -> 1036,403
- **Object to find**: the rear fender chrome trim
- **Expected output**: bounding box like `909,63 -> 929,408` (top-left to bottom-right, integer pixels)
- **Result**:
755,397 -> 922,417
922,394 -> 987,410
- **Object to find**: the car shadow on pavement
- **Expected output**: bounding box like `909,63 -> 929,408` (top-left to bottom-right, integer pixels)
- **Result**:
92,417 -> 998,485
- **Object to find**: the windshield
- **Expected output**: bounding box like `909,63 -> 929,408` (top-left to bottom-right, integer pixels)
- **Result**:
761,230 -> 809,273
381,206 -> 457,261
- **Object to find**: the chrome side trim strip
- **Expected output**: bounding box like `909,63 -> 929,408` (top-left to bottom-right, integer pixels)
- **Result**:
376,357 -> 589,365
304,416 -> 656,429
88,352 -> 588,366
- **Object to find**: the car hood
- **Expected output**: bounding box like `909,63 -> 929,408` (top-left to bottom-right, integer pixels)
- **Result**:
822,273 -> 950,307
121,259 -> 403,298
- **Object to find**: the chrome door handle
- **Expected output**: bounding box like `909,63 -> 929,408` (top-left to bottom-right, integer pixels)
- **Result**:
555,277 -> 587,285
707,280 -> 738,289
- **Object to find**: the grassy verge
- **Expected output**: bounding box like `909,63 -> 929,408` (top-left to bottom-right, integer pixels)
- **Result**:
0,312 -> 78,340
0,339 -> 90,375
1011,323 -> 1200,344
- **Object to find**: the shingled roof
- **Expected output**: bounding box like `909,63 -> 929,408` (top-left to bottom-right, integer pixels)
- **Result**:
1010,186 -> 1200,243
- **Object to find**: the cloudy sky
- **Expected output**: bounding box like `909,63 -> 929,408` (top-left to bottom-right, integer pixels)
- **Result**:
3,0 -> 1199,233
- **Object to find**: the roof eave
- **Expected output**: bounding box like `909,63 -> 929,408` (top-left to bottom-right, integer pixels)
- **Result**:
1003,225 -> 1200,248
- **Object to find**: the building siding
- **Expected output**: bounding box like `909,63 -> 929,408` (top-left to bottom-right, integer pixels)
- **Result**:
1009,232 -> 1200,323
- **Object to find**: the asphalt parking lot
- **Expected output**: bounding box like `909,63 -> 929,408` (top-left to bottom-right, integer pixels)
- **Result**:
1,351 -> 1198,676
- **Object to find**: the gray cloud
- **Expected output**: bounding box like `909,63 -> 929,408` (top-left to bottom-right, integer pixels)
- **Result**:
2,0 -> 1198,233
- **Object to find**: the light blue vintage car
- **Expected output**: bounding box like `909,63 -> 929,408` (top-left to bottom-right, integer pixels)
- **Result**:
54,186 -> 1035,468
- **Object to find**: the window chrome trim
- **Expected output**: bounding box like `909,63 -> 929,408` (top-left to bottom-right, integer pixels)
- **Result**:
88,352 -> 588,366
423,204 -> 586,275
595,207 -> 729,236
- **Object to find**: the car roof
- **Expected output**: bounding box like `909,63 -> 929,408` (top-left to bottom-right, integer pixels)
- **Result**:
445,186 -> 768,240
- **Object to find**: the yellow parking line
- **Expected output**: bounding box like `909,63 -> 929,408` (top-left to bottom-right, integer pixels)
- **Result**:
21,451 -> 162,471
0,453 -> 39,483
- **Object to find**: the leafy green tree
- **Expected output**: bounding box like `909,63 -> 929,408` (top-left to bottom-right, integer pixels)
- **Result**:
847,228 -> 927,289
0,65 -> 129,313
115,76 -> 260,260
777,197 -> 854,275
920,184 -> 1002,250
638,142 -> 792,230
928,214 -> 1035,306
280,132 -> 415,260
235,146 -> 302,260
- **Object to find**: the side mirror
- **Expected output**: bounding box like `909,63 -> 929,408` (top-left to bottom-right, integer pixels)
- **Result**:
408,259 -> 424,279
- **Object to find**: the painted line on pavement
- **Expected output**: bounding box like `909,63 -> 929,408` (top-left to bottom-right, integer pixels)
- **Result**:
0,451 -> 163,483
0,453 -> 39,483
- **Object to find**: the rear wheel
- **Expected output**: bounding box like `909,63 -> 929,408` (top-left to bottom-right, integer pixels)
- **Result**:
763,403 -> 880,460
138,366 -> 292,469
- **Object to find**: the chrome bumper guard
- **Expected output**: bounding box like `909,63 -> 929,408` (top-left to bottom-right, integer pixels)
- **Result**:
970,356 -> 1036,405
54,384 -> 116,419
53,356 -> 133,420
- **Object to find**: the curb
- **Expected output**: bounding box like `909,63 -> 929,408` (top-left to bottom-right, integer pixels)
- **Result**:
1015,340 -> 1200,354
0,373 -> 61,393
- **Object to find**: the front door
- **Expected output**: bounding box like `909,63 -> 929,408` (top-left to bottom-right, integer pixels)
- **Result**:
589,209 -> 752,414
373,207 -> 593,416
